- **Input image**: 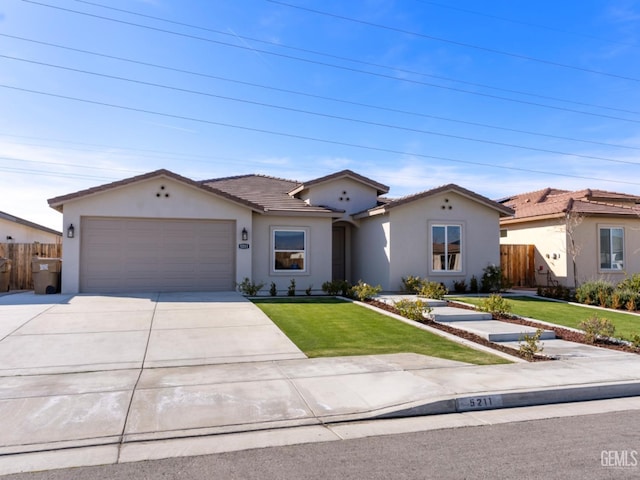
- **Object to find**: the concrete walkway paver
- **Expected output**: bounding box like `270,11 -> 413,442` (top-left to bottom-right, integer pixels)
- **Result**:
0,291 -> 639,475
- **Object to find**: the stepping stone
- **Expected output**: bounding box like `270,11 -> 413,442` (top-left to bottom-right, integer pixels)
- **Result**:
440,320 -> 556,342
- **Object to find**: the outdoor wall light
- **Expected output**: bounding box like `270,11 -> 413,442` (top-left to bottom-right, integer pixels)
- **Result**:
67,224 -> 75,238
241,228 -> 248,241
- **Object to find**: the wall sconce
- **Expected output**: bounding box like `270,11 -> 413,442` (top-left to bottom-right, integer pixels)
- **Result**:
241,228 -> 248,241
67,224 -> 75,238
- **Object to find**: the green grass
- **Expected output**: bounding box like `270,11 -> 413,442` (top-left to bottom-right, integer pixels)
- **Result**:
252,297 -> 509,365
450,296 -> 640,340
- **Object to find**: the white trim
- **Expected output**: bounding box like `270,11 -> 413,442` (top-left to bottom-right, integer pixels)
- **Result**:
270,226 -> 309,275
429,222 -> 464,275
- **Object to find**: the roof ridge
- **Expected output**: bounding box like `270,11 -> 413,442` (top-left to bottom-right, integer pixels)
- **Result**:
202,173 -> 300,184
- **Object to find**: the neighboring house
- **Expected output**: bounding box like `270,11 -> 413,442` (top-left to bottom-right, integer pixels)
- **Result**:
499,188 -> 640,287
48,169 -> 513,294
0,211 -> 62,244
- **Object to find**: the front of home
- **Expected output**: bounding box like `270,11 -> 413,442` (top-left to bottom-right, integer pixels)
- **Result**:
48,169 -> 512,294
499,188 -> 640,287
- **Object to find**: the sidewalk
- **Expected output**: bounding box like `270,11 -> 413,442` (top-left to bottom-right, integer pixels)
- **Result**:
1,292 -> 639,475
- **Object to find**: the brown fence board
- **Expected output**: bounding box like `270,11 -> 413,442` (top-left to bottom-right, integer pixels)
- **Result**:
0,243 -> 62,290
500,244 -> 535,287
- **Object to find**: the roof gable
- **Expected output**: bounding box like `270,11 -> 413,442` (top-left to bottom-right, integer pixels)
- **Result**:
288,169 -> 390,196
47,169 -> 264,212
0,211 -> 62,236
355,183 -> 514,218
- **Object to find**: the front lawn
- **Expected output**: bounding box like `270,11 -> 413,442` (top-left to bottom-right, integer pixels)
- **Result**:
450,296 -> 640,341
253,297 -> 509,365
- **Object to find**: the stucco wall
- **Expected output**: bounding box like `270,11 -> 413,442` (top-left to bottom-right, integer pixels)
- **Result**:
501,219 -> 569,286
352,214 -> 391,289
299,178 -> 378,217
1,218 -> 61,244
251,213 -> 332,295
60,176 -> 253,293
386,191 -> 502,291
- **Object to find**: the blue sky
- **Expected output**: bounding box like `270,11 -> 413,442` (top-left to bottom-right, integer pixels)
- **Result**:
3,0 -> 640,230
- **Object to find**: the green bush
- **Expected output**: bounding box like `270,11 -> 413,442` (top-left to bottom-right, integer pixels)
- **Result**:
575,280 -> 614,306
478,294 -> 512,315
269,281 -> 277,296
321,280 -> 351,297
452,280 -> 467,293
236,278 -> 265,296
287,278 -> 296,296
350,280 -> 382,301
617,273 -> 640,293
518,329 -> 545,361
538,284 -> 572,301
401,275 -> 425,293
578,314 -> 615,344
393,298 -> 431,321
418,281 -> 448,300
480,265 -> 510,293
469,275 -> 479,293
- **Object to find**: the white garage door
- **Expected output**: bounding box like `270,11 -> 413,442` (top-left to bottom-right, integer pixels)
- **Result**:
80,217 -> 235,293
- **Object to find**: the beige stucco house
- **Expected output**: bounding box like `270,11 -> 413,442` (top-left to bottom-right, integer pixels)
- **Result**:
48,169 -> 512,294
499,188 -> 640,287
0,211 -> 61,244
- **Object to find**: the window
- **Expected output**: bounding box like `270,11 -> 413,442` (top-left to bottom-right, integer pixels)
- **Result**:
273,229 -> 306,272
599,227 -> 624,270
432,224 -> 462,272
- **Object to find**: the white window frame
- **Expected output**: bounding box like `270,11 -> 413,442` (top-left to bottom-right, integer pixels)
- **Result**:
598,225 -> 624,271
430,223 -> 463,274
271,227 -> 308,274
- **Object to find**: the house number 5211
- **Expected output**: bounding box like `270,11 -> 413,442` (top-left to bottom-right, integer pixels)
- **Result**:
456,394 -> 503,411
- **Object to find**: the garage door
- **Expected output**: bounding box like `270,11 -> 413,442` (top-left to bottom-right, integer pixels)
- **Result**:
80,217 -> 235,293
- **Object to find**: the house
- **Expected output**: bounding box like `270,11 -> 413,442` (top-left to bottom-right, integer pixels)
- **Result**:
499,188 -> 640,287
0,211 -> 62,244
47,169 -> 513,294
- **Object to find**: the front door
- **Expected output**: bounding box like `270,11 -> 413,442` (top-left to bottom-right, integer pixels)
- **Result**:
332,226 -> 345,281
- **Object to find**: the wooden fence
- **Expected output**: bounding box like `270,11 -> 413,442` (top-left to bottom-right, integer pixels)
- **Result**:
500,244 -> 535,287
0,243 -> 62,290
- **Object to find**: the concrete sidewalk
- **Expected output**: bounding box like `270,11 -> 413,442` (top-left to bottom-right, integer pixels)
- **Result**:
1,292 -> 639,475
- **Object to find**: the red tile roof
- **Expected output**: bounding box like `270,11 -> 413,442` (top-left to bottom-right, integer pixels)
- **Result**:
500,187 -> 640,222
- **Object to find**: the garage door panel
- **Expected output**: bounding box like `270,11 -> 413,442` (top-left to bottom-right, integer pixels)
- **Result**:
80,218 -> 236,293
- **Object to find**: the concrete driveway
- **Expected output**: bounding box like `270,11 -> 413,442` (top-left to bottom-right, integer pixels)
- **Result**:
0,291 -> 306,376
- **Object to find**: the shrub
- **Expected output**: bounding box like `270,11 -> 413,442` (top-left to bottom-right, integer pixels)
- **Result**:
631,333 -> 640,349
236,278 -> 265,296
321,280 -> 351,297
287,278 -> 296,296
519,329 -> 545,361
418,281 -> 448,300
393,298 -> 431,321
452,280 -> 467,293
538,284 -> 572,301
617,273 -> 640,293
578,314 -> 616,344
350,280 -> 382,301
401,275 -> 425,293
480,265 -> 510,293
469,275 -> 479,294
575,280 -> 614,306
305,285 -> 313,296
627,294 -> 638,312
478,294 -> 512,315
269,281 -> 277,297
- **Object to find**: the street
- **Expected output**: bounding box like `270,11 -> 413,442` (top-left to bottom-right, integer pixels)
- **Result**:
5,408 -> 639,480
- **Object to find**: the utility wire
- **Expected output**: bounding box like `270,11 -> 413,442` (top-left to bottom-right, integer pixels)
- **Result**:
4,33 -> 640,152
18,3 -> 640,121
61,0 -> 640,116
4,53 -> 640,167
267,0 -> 640,83
413,0 -> 636,47
4,83 -> 640,187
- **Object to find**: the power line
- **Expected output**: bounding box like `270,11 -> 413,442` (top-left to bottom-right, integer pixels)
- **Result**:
5,33 -> 640,152
17,3 -> 640,121
267,0 -> 640,83
4,83 -> 640,187
58,0 -> 640,117
413,0 -> 636,47
4,53 -> 640,167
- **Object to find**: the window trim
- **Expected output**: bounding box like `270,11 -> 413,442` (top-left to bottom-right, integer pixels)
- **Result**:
598,225 -> 625,272
271,226 -> 309,274
429,222 -> 463,274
